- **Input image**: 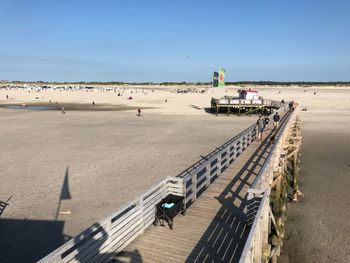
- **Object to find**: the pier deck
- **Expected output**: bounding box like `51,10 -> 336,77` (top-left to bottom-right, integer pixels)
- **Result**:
113,135 -> 274,263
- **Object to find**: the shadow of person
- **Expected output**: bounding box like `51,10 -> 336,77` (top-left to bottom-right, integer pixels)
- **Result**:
72,223 -> 110,262
72,223 -> 143,262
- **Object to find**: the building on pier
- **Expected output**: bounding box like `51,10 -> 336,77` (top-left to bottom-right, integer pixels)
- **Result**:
211,89 -> 282,115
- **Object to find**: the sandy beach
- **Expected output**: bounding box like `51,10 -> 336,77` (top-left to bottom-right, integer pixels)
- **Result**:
0,85 -> 349,262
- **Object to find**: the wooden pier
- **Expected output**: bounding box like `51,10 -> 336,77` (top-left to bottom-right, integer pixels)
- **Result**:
115,135 -> 276,262
38,107 -> 301,263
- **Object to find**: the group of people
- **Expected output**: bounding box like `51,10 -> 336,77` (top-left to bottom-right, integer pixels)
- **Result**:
256,112 -> 280,141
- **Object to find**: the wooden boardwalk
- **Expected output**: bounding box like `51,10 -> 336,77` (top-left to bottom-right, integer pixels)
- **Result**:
36,109 -> 296,263
113,133 -> 274,263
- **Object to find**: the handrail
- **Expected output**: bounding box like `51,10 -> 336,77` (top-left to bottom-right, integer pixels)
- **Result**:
176,123 -> 256,179
180,125 -> 256,206
239,191 -> 270,263
239,108 -> 299,263
38,176 -> 182,262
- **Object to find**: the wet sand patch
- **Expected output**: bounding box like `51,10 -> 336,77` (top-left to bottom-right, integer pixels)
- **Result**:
0,102 -> 156,112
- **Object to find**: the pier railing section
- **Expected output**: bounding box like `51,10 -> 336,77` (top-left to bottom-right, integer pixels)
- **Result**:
39,120 -> 260,262
38,177 -> 183,263
239,108 -> 298,263
180,124 -> 256,207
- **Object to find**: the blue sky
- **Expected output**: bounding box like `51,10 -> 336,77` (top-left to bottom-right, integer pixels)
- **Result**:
1,0 -> 350,82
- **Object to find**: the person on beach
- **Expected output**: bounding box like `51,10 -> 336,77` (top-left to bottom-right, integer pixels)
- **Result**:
256,115 -> 265,141
137,108 -> 141,117
273,112 -> 280,129
61,106 -> 65,114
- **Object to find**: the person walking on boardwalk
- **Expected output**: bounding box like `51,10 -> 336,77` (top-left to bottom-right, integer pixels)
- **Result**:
137,108 -> 141,117
256,115 -> 265,141
264,116 -> 270,133
273,112 -> 280,129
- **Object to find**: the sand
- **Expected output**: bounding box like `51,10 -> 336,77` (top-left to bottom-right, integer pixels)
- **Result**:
0,85 -> 349,262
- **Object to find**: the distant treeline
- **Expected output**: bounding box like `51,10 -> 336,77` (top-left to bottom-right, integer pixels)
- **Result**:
1,80 -> 350,86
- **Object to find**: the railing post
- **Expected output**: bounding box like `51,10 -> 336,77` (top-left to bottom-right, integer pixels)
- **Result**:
191,172 -> 197,203
229,143 -> 235,163
205,163 -> 211,187
251,127 -> 256,143
183,178 -> 187,206
217,154 -> 222,175
238,138 -> 243,156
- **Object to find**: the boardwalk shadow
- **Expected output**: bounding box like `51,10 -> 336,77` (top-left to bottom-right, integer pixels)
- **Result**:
184,129 -> 274,262
0,218 -> 70,263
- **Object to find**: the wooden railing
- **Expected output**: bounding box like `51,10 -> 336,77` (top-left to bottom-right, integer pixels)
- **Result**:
239,109 -> 298,263
38,177 -> 182,263
179,125 -> 256,207
240,191 -> 270,263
